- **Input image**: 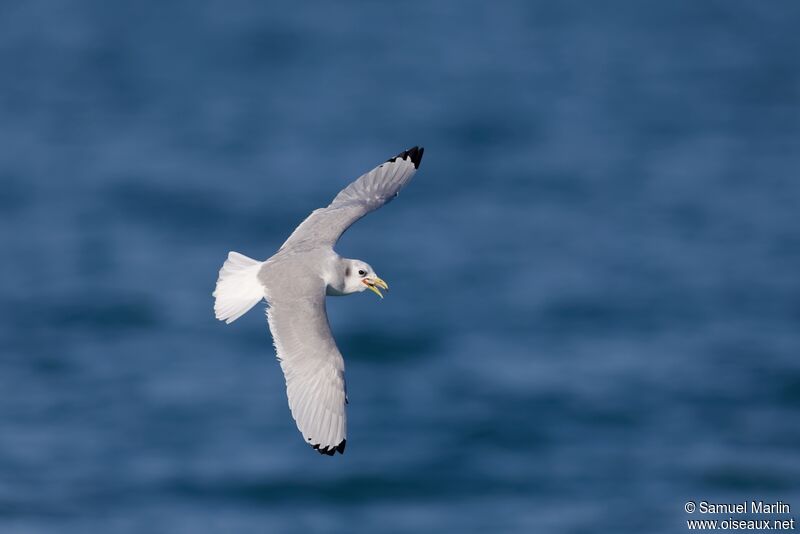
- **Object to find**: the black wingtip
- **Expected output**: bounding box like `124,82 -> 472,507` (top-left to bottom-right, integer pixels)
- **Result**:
387,146 -> 424,169
312,439 -> 346,456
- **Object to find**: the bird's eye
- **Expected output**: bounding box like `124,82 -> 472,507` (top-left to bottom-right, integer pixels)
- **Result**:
358,269 -> 366,276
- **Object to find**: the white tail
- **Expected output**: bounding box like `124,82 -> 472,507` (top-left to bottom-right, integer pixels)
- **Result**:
213,251 -> 265,324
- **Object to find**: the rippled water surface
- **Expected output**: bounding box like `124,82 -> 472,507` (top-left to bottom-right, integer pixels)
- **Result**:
1,1 -> 799,533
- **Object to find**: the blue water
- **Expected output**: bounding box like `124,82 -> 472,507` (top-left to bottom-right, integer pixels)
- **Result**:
2,1 -> 799,532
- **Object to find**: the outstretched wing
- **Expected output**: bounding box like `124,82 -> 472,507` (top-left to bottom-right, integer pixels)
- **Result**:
265,282 -> 347,455
280,146 -> 424,251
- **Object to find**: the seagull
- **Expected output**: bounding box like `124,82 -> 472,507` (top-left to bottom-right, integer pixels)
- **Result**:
213,146 -> 424,455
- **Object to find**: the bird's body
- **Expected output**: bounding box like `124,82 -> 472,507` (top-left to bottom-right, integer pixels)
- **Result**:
213,147 -> 424,455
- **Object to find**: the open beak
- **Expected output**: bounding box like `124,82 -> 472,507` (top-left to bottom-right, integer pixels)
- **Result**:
362,277 -> 389,299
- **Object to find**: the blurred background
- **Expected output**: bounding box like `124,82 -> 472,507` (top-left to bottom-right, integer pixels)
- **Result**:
1,1 -> 799,532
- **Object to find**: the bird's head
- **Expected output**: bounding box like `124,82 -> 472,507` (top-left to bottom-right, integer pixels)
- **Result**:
344,260 -> 388,298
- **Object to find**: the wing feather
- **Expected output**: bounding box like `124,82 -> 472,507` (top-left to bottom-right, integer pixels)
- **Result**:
265,289 -> 347,455
280,146 -> 424,251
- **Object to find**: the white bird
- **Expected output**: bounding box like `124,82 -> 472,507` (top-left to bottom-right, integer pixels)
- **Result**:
213,147 -> 424,455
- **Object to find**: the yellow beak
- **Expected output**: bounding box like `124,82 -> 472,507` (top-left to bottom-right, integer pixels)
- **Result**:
363,277 -> 389,299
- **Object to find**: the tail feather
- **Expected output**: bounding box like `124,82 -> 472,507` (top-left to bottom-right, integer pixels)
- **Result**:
213,252 -> 265,324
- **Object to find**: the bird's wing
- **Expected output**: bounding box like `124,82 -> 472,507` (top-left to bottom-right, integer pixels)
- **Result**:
280,146 -> 424,251
264,276 -> 348,455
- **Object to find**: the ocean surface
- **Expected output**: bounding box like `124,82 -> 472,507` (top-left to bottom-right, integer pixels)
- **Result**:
1,1 -> 799,533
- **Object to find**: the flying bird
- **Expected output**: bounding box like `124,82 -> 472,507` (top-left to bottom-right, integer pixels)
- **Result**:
213,146 -> 424,455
